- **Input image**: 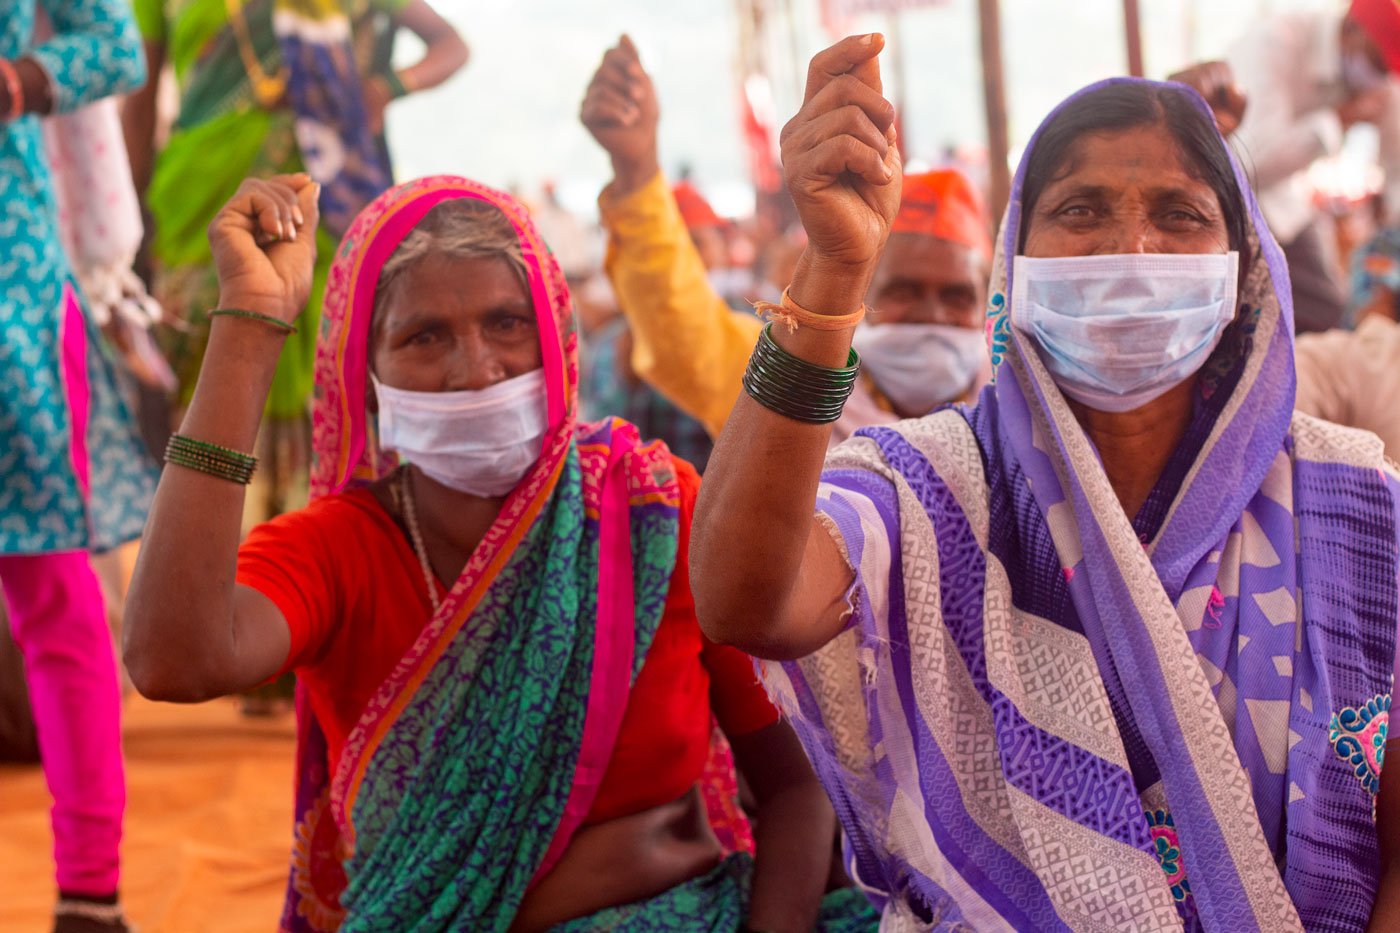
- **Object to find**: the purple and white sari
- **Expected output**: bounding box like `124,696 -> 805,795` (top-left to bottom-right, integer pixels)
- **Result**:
761,78 -> 1399,932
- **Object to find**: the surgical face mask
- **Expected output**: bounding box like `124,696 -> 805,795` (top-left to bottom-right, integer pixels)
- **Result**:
851,322 -> 985,415
1010,251 -> 1239,413
374,369 -> 550,497
1343,51 -> 1387,95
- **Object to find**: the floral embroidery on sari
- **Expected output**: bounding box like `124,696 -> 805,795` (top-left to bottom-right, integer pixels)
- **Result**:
1329,694 -> 1391,797
1145,809 -> 1191,903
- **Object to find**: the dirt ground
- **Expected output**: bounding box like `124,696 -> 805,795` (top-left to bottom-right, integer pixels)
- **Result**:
0,696 -> 296,932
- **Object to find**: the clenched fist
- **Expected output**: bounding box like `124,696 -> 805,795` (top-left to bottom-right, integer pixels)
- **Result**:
208,174 -> 320,328
781,35 -> 901,279
581,35 -> 660,192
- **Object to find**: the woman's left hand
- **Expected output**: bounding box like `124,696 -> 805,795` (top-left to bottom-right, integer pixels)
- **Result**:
363,76 -> 392,135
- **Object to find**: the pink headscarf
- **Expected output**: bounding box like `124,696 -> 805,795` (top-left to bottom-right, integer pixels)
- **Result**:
311,175 -> 577,501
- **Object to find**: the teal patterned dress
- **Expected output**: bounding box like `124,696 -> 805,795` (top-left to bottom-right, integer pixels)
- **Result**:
0,0 -> 156,553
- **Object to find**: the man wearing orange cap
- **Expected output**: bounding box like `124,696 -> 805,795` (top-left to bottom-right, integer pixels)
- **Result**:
582,36 -> 992,445
1174,0 -> 1400,332
671,177 -> 728,267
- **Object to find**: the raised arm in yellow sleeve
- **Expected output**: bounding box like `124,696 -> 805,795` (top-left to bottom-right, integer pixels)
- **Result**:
583,36 -> 760,439
598,172 -> 760,439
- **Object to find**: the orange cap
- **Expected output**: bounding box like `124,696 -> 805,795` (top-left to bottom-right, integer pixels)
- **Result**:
672,181 -> 724,230
1350,0 -> 1400,75
890,168 -> 992,261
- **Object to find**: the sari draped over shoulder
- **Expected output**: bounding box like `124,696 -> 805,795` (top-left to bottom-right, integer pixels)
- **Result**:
762,77 -> 1398,932
277,177 -> 682,932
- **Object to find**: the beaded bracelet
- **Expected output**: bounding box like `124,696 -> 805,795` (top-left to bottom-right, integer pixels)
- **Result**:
164,434 -> 258,485
742,323 -> 861,424
209,308 -> 296,335
0,59 -> 23,122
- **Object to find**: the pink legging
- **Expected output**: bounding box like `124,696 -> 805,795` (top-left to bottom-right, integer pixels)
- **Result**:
0,289 -> 123,896
2,551 -> 121,896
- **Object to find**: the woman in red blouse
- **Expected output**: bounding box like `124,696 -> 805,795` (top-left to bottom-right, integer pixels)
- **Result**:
122,173 -> 875,931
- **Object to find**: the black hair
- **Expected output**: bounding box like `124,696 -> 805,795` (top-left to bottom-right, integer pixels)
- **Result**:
1017,82 -> 1251,272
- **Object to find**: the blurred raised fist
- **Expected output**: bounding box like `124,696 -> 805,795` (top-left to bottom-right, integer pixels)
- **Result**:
1168,60 -> 1248,137
581,35 -> 660,191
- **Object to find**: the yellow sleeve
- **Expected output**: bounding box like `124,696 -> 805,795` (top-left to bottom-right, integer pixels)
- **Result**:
600,172 -> 762,440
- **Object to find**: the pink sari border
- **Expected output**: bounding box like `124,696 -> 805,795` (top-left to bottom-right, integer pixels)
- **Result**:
529,418 -> 639,887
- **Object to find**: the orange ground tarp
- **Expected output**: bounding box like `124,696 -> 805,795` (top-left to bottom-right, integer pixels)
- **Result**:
0,697 -> 296,932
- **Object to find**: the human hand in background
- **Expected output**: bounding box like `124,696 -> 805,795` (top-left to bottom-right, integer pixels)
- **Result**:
1338,84 -> 1391,130
1167,60 -> 1248,137
581,35 -> 661,194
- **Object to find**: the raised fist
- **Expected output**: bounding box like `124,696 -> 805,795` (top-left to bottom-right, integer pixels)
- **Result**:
208,174 -> 320,327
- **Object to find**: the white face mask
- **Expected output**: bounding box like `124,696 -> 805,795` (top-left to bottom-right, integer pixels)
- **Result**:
374,369 -> 550,498
1010,251 -> 1239,413
851,322 -> 985,415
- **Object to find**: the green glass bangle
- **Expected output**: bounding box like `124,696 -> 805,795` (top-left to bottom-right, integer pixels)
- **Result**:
164,455 -> 254,484
380,69 -> 409,100
169,434 -> 257,464
165,454 -> 255,485
742,323 -> 861,424
166,454 -> 255,485
208,308 -> 296,335
164,435 -> 258,485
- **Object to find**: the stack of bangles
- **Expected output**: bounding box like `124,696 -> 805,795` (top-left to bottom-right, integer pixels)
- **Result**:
743,288 -> 864,424
0,59 -> 24,122
164,435 -> 258,485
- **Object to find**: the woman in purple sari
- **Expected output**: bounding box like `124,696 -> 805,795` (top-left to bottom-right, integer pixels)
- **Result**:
694,35 -> 1400,931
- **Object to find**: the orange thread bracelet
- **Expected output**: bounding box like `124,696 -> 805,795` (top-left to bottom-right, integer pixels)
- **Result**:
751,287 -> 867,334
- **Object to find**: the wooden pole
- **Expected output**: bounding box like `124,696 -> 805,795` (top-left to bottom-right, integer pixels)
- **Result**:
976,0 -> 1011,220
1123,0 -> 1145,77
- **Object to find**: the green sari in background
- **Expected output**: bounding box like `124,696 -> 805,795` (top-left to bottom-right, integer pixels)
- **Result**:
132,0 -> 405,422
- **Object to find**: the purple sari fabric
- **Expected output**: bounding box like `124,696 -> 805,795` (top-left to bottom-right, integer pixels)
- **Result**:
761,78 -> 1397,932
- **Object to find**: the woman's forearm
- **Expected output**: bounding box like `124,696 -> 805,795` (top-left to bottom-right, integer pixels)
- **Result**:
691,254 -> 866,658
396,1 -> 468,93
1367,868 -> 1400,933
399,37 -> 467,92
120,41 -> 165,200
1370,747 -> 1400,932
2,59 -> 56,115
123,320 -> 285,699
746,781 -> 836,933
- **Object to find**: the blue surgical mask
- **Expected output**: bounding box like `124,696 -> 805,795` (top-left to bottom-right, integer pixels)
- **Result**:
1343,51 -> 1387,95
851,322 -> 985,415
1010,251 -> 1239,413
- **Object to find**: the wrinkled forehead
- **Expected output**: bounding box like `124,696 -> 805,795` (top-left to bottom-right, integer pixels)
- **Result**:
345,179 -> 565,320
875,232 -> 986,287
1036,124 -> 1210,191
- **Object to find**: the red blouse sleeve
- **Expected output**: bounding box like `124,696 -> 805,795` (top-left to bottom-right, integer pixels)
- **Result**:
668,455 -> 781,738
235,498 -> 345,673
703,636 -> 780,738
